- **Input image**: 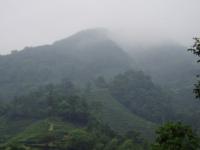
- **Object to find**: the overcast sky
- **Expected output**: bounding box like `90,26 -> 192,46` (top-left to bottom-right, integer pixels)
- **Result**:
1,0 -> 200,54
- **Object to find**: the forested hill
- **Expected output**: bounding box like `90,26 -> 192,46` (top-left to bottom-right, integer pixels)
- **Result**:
0,29 -> 133,101
0,28 -> 199,149
128,43 -> 199,88
126,43 -> 200,130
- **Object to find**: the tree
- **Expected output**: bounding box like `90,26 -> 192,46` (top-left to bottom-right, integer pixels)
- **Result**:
188,37 -> 200,99
109,70 -> 174,123
104,138 -> 119,150
118,139 -> 142,150
45,84 -> 57,116
5,143 -> 27,150
94,76 -> 107,88
151,122 -> 199,150
125,130 -> 144,145
67,129 -> 95,150
61,78 -> 76,96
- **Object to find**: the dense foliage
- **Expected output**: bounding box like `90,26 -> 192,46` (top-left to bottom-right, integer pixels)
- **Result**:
109,70 -> 174,123
0,29 -> 200,149
0,78 -> 151,149
0,29 -> 132,101
188,37 -> 200,99
152,122 -> 200,150
130,43 -> 200,129
6,81 -> 91,125
3,126 -> 148,150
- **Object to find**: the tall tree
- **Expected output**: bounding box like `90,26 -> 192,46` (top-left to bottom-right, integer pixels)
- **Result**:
188,38 -> 200,98
152,122 -> 199,150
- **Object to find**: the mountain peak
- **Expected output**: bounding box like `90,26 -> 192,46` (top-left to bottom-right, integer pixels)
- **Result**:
53,28 -> 110,46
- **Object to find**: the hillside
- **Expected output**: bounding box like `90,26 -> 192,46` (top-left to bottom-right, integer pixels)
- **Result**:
0,29 -> 133,101
128,43 -> 199,88
127,43 -> 200,129
86,89 -> 156,139
0,79 -> 157,149
0,28 -> 198,149
5,119 -> 76,144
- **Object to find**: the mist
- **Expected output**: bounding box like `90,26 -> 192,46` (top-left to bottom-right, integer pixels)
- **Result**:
1,0 -> 200,54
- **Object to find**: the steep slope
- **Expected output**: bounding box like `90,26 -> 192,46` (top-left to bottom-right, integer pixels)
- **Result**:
87,89 -> 156,139
0,117 -> 35,143
7,119 -> 76,144
0,29 -> 133,101
129,43 -> 199,88
128,43 -> 200,129
108,70 -> 174,123
0,90 -> 155,144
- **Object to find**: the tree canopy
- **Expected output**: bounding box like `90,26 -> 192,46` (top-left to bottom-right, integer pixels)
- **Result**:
188,38 -> 200,99
152,122 -> 200,150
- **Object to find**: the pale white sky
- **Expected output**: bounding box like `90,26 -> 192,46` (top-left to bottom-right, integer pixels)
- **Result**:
1,0 -> 200,54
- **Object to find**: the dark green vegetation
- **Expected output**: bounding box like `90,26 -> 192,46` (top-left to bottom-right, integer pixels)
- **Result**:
0,29 -> 200,149
128,42 -> 200,130
0,80 -> 151,149
0,29 -> 132,101
150,38 -> 200,150
109,70 -> 174,123
188,38 -> 200,99
152,122 -> 200,150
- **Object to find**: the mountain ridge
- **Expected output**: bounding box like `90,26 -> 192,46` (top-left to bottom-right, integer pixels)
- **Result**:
0,29 -> 133,101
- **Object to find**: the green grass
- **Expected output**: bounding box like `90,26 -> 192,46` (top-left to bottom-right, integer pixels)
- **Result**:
0,89 -> 157,145
8,118 -> 76,144
0,117 -> 35,142
87,89 -> 156,139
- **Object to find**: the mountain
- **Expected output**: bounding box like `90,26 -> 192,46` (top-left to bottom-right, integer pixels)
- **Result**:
0,29 -> 133,101
0,73 -> 157,148
0,28 -> 158,144
127,43 -> 200,129
128,43 -> 199,88
0,89 -> 156,145
1,28 -> 199,147
86,89 -> 156,138
0,28 -> 199,149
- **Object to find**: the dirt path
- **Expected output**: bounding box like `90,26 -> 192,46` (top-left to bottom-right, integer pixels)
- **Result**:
48,122 -> 54,131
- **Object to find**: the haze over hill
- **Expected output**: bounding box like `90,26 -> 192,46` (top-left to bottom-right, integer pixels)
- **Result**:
0,29 -> 167,147
0,27 -> 199,149
0,29 -> 133,100
1,0 -> 200,54
0,28 -> 199,111
1,0 -> 200,149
